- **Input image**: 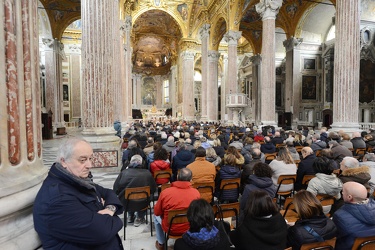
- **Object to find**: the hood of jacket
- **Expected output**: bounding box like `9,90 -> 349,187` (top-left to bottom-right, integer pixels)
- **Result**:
151,160 -> 170,170
248,175 -> 274,189
220,165 -> 241,176
341,165 -> 370,176
315,173 -> 343,196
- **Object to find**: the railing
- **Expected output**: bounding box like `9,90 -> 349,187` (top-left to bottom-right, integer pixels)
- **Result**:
360,123 -> 375,130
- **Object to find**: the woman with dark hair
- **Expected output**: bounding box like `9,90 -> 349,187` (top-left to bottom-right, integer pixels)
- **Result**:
174,199 -> 232,250
287,190 -> 337,250
320,148 -> 339,169
307,157 -> 342,200
150,148 -> 171,184
229,190 -> 287,249
240,163 -> 276,218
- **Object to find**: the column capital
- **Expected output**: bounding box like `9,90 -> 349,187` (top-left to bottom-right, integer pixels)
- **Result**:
179,39 -> 197,51
283,37 -> 303,52
199,24 -> 210,40
224,30 -> 242,46
250,54 -> 262,65
180,50 -> 196,60
256,0 -> 282,20
208,50 -> 220,62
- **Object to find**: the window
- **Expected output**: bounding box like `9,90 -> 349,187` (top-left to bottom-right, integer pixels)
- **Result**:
163,80 -> 169,104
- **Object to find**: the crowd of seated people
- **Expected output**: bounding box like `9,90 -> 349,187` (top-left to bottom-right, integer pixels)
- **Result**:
114,121 -> 375,249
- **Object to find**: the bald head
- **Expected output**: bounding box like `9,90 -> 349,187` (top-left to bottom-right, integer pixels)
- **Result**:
342,182 -> 368,203
352,132 -> 361,138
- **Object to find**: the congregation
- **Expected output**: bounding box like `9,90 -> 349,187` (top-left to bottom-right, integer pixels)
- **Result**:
115,121 -> 375,249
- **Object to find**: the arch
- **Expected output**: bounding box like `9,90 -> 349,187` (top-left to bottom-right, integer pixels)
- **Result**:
38,1 -> 52,39
210,16 -> 228,51
58,17 -> 82,40
132,7 -> 186,38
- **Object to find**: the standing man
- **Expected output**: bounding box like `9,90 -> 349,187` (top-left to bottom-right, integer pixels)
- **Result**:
33,138 -> 124,249
333,182 -> 375,249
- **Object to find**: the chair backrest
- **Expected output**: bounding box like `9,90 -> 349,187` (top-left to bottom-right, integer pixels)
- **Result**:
154,169 -> 172,182
352,236 -> 375,250
166,209 -> 189,238
213,202 -> 240,229
219,178 -> 240,202
265,152 -> 277,161
193,181 -> 215,204
300,237 -> 336,250
316,194 -> 335,206
295,160 -> 301,167
124,186 -> 151,211
302,175 -> 316,186
282,197 -> 296,217
355,148 -> 367,156
276,174 -> 297,193
315,150 -> 322,157
161,183 -> 171,192
295,146 -> 304,154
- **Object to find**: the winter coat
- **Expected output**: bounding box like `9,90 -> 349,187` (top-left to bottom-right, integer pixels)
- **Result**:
240,159 -> 262,193
339,165 -> 371,189
288,147 -> 301,161
350,137 -> 366,150
150,160 -> 171,184
154,181 -> 200,234
113,167 -> 157,206
215,164 -> 241,202
206,156 -> 222,167
261,142 -> 276,153
241,175 -> 276,214
333,199 -> 375,250
229,141 -> 243,150
269,160 -> 297,192
229,213 -> 287,250
295,154 -> 316,191
310,141 -> 327,152
330,141 -> 353,163
241,144 -> 253,164
162,140 -> 176,153
254,134 -> 264,142
143,143 -> 154,156
271,136 -> 284,145
213,146 -> 226,159
33,163 -> 124,250
307,173 -> 343,199
172,149 -> 195,180
121,147 -> 147,170
287,215 -> 337,250
187,157 -> 216,201
340,140 -> 353,149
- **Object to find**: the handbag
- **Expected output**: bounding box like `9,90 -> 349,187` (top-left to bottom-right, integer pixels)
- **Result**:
303,225 -> 324,242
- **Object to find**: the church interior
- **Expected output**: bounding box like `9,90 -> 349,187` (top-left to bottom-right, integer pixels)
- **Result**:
1,0 -> 375,249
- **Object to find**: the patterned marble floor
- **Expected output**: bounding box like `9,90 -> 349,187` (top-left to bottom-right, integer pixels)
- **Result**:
40,128 -> 171,250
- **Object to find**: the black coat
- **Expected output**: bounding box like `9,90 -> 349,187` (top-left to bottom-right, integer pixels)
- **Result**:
287,215 -> 337,250
230,213 -> 287,250
261,142 -> 276,153
295,154 -> 316,191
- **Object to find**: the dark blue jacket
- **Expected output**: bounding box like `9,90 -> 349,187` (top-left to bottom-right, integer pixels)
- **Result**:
33,163 -> 124,250
295,154 -> 316,191
261,142 -> 276,153
241,175 -> 275,213
172,149 -> 195,180
215,165 -> 241,202
333,199 -> 375,250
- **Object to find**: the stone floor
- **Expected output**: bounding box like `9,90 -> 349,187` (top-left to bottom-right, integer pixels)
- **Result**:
41,128 -> 172,250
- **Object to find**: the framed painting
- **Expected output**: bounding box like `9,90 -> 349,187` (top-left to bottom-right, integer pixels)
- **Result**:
302,75 -> 317,100
304,58 -> 316,70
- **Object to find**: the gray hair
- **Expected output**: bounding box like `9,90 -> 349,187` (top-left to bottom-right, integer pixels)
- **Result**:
56,137 -> 88,162
364,153 -> 375,162
342,157 -> 359,169
177,168 -> 192,181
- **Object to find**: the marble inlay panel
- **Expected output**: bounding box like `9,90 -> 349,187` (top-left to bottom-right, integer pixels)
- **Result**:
92,150 -> 118,168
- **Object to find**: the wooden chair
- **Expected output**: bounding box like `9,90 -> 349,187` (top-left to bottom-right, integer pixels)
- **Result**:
154,169 -> 172,198
316,194 -> 335,217
161,183 -> 171,192
352,235 -> 375,250
275,174 -> 297,205
213,202 -> 240,229
295,159 -> 301,167
295,146 -> 304,154
354,148 -> 367,159
302,175 -> 316,187
193,181 -> 215,204
265,152 -> 277,163
300,237 -> 336,250
315,150 -> 322,157
366,147 -> 374,153
276,144 -> 286,151
165,209 -> 189,250
281,197 -> 299,223
218,178 -> 240,203
123,186 -> 153,240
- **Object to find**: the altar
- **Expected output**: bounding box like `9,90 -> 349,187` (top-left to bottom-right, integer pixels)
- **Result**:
142,106 -> 167,121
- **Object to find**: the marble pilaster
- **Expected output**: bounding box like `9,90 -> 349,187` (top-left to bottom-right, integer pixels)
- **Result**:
224,30 -> 242,124
250,54 -> 262,125
81,0 -> 119,145
43,38 -> 65,129
221,54 -> 228,122
256,0 -> 282,126
170,65 -> 178,117
180,51 -> 196,121
199,24 -> 210,121
0,1 -> 47,248
123,15 -> 133,122
134,74 -> 142,107
331,0 -> 361,132
207,50 -> 220,121
113,18 -> 122,122
154,75 -> 162,107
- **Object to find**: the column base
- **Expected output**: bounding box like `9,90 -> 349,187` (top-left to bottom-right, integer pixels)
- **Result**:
200,116 -> 208,122
81,127 -> 121,149
330,122 -> 361,134
260,120 -> 277,127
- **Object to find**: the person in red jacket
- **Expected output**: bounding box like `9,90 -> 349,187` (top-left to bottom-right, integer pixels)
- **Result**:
150,148 -> 171,184
154,168 -> 200,250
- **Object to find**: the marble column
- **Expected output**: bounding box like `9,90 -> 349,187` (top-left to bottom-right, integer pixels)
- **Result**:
331,0 -> 360,132
134,74 -> 142,107
180,50 -> 196,121
0,0 -> 47,249
81,0 -> 119,146
200,24 -> 210,121
250,54 -> 262,125
113,18 -> 122,122
224,30 -> 242,124
154,75 -> 162,107
256,0 -> 282,126
170,65 -> 178,117
207,50 -> 220,121
283,37 -> 302,123
43,38 -> 65,130
123,15 -> 133,122
221,54 -> 228,122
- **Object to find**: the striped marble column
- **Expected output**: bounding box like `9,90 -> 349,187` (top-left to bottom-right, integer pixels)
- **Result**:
180,50 -> 196,121
154,75 -> 162,107
170,65 -> 178,118
221,54 -> 228,122
224,30 -> 242,124
331,0 -> 360,132
0,0 -> 47,248
123,15 -> 133,122
81,0 -> 119,145
207,50 -> 220,122
200,24 -> 210,121
250,54 -> 262,125
256,0 -> 282,126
